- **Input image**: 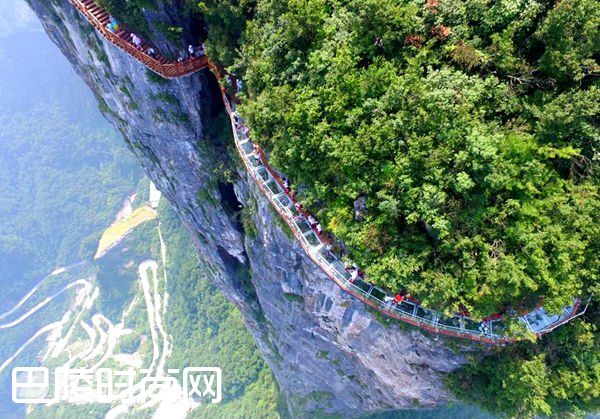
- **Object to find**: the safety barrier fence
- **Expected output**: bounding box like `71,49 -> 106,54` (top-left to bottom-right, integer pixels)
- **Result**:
69,0 -> 590,344
70,0 -> 208,78
220,95 -> 588,344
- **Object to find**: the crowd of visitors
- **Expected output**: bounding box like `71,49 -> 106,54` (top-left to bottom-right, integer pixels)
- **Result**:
105,15 -> 206,65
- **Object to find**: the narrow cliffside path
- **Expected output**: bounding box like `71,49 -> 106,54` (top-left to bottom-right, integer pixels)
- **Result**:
67,0 -> 588,345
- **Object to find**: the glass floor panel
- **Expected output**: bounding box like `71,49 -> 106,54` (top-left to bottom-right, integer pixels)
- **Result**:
370,287 -> 386,302
256,167 -> 270,181
438,315 -> 462,329
275,193 -> 293,208
354,279 -> 372,294
416,306 -> 436,322
539,308 -> 561,323
463,318 -> 483,333
296,219 -> 312,234
264,179 -> 281,195
525,310 -> 552,332
490,319 -> 508,336
241,141 -> 254,154
331,261 -> 351,281
305,231 -> 321,247
397,301 -> 416,315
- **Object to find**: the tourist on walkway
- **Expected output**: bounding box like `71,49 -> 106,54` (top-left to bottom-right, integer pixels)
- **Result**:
106,15 -> 120,33
195,43 -> 205,57
252,144 -> 262,165
346,265 -> 359,283
242,125 -> 250,139
349,268 -> 359,283
235,114 -> 244,130
235,121 -> 247,138
131,33 -> 142,49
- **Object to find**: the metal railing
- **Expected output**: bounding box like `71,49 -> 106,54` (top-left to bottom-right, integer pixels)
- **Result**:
69,0 -> 589,344
221,94 -> 588,344
69,0 -> 208,78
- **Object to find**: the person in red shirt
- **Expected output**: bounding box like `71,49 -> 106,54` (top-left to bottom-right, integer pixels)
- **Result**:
394,294 -> 404,304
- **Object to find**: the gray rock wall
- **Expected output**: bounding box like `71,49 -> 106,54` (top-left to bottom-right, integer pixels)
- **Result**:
26,0 -> 470,415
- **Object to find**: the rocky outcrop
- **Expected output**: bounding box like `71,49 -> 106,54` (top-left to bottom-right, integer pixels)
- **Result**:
26,0 -> 469,415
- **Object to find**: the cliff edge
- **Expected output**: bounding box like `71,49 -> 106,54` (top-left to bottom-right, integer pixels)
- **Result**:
26,0 -> 469,415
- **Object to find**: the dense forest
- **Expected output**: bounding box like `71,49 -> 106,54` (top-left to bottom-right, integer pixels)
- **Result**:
233,0 -> 599,320
0,105 -> 139,296
94,0 -> 598,416
220,2 -> 600,416
209,1 -> 600,416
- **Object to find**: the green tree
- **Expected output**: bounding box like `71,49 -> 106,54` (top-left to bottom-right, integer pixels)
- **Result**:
536,0 -> 600,83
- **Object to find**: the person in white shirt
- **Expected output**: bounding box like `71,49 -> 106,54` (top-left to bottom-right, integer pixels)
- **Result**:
131,33 -> 142,49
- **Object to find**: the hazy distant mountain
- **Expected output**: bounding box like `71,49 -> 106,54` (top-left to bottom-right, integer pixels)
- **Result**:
0,0 -> 40,38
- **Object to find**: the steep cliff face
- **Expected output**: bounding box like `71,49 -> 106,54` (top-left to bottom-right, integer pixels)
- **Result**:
27,0 -> 469,415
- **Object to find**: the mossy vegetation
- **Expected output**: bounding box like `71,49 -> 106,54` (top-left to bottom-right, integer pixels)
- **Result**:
145,69 -> 168,85
241,196 -> 259,239
283,292 -> 304,304
153,91 -> 179,106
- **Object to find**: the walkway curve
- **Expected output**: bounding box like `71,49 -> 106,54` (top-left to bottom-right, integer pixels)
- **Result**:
69,0 -> 208,78
68,0 -> 588,344
222,98 -> 587,344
